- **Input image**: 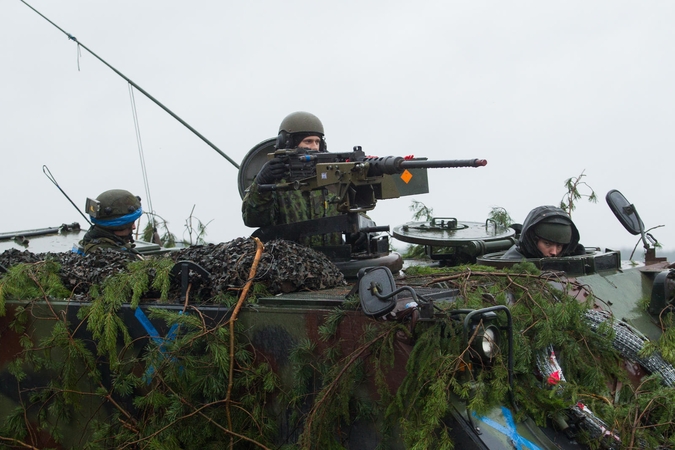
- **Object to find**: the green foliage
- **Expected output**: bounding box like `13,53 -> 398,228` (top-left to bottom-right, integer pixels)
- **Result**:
560,169 -> 598,217
409,199 -> 434,221
142,212 -> 178,248
86,258 -> 173,366
182,204 -> 213,246
288,265 -> 675,448
652,313 -> 675,364
400,200 -> 436,259
0,259 -> 70,315
400,243 -> 429,260
0,259 -> 278,450
141,206 -> 213,248
411,263 -> 501,276
292,315 -> 404,449
2,257 -> 675,449
488,206 -> 513,229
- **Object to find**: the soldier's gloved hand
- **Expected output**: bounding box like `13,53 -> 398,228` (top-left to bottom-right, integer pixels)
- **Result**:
256,158 -> 287,185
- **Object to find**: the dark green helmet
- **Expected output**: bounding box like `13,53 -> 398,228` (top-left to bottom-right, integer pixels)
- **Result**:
87,189 -> 142,230
534,221 -> 572,244
276,111 -> 327,150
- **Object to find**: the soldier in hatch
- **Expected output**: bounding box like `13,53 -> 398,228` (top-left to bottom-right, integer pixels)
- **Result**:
241,111 -> 347,248
501,205 -> 585,259
77,189 -> 143,255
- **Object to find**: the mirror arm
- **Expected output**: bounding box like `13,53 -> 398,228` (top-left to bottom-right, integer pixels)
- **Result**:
371,284 -> 420,303
632,208 -> 650,249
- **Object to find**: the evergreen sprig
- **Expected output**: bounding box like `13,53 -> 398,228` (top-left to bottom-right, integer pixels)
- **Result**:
0,259 -> 70,314
2,257 -> 675,449
0,258 -> 279,450
292,264 -> 675,448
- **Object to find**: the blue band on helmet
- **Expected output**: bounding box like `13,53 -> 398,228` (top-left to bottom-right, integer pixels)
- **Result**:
91,207 -> 143,227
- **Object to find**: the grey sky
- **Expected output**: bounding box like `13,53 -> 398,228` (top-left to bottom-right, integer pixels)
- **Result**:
2,1 -> 673,253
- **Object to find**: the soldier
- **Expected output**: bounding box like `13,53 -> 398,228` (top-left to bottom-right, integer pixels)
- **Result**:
77,189 -> 143,255
501,205 -> 585,259
242,111 -> 345,248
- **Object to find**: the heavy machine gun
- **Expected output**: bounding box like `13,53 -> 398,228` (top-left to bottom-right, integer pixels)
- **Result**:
256,146 -> 487,213
238,139 -> 487,277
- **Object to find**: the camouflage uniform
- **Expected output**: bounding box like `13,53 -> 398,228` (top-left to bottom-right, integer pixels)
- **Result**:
79,226 -> 140,255
242,111 -> 345,248
242,180 -> 343,247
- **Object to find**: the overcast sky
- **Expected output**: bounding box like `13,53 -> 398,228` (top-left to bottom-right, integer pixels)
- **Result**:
2,1 -> 673,254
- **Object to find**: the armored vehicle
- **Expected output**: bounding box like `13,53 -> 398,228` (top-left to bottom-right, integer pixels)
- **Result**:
1,149 -> 673,448
9,7 -> 673,446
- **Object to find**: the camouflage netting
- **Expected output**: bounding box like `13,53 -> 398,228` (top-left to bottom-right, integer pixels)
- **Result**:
0,237 -> 345,301
168,238 -> 346,297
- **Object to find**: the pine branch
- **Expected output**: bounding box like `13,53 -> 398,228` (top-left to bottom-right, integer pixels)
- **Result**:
0,436 -> 40,450
301,327 -> 395,446
118,376 -> 271,450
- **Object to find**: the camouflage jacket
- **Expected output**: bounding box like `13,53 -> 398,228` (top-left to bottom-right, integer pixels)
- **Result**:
242,181 -> 343,247
78,226 -> 139,255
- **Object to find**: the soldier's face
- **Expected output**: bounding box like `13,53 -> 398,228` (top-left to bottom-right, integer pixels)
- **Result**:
536,238 -> 563,257
298,136 -> 322,151
113,222 -> 136,239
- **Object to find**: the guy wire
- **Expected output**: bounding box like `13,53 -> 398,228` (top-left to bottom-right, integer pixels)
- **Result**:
128,84 -> 156,231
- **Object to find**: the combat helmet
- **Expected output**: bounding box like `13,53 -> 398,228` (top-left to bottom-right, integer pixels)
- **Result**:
86,189 -> 142,230
534,219 -> 572,244
276,111 -> 327,151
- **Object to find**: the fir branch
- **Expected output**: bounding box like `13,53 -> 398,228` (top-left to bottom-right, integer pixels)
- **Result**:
0,435 -> 41,450
300,326 -> 395,447
119,376 -> 271,450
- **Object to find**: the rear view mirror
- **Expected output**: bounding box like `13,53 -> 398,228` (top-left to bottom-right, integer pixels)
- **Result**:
356,266 -> 398,318
606,189 -> 644,236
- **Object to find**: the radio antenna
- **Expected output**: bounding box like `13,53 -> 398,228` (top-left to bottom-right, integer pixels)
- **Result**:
20,0 -> 240,169
43,165 -> 92,227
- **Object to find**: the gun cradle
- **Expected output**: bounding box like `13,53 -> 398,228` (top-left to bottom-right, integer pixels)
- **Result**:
313,162 -> 417,213
279,161 -> 425,213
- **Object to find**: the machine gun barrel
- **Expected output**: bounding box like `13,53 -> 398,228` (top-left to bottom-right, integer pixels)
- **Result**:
366,156 -> 487,177
400,158 -> 487,169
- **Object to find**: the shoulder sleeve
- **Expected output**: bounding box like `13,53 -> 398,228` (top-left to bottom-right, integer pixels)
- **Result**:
242,182 -> 276,227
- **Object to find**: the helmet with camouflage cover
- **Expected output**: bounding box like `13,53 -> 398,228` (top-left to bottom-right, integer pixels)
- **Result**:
276,111 -> 327,151
87,189 -> 142,231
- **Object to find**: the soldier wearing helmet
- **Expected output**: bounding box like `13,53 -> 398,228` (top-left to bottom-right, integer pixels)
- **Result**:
242,111 -> 343,248
275,111 -> 328,153
77,189 -> 143,255
501,206 -> 585,259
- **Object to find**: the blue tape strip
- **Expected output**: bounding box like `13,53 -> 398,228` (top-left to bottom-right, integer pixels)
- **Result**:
134,307 -> 163,346
91,207 -> 142,228
473,407 -> 542,450
165,323 -> 180,342
135,308 -> 185,384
